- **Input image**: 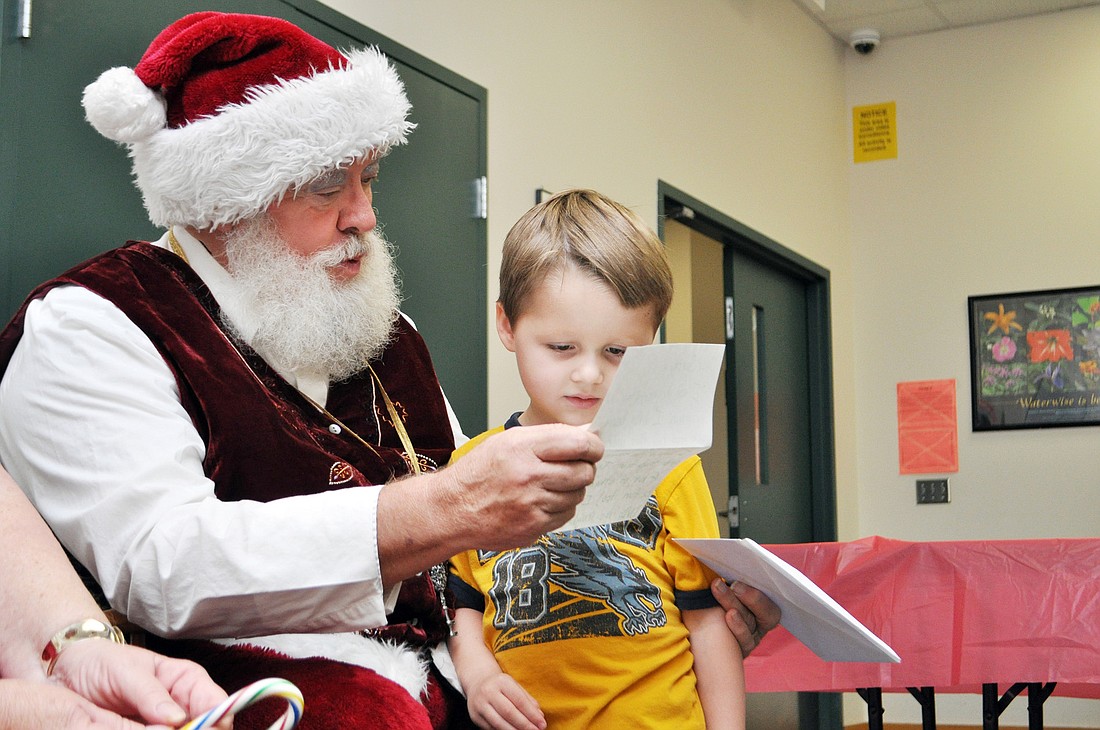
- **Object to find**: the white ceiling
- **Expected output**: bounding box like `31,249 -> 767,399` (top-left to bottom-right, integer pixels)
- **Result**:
791,0 -> 1100,44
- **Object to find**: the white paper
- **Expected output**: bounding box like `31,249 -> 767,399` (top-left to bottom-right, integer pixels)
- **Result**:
676,537 -> 901,663
556,343 -> 725,531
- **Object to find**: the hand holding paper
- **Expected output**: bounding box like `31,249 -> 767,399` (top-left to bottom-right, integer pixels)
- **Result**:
676,538 -> 900,663
556,343 -> 726,531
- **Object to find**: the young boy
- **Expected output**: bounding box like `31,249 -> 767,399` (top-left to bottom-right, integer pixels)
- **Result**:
447,189 -> 746,730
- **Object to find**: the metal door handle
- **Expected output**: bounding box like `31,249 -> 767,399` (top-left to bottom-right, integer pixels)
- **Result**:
717,495 -> 739,528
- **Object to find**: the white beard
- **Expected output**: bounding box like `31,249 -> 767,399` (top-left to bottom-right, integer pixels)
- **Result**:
220,217 -> 401,381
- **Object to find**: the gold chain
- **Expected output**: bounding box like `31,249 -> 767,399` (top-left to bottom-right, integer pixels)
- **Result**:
299,391 -> 383,461
297,367 -> 420,476
166,227 -> 189,264
367,364 -> 422,476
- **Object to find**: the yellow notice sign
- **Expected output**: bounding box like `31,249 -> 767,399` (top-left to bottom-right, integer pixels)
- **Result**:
853,102 -> 897,163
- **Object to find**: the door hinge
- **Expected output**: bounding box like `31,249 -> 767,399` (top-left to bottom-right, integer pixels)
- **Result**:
18,0 -> 33,38
470,176 -> 487,219
724,296 -> 734,341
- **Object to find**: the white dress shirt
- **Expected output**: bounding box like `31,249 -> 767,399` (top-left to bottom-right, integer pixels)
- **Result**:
0,229 -> 465,640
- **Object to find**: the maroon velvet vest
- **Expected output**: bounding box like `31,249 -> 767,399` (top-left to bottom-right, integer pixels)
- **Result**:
0,242 -> 456,646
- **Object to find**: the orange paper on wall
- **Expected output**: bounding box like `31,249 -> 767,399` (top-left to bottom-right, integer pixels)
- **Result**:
897,379 -> 958,474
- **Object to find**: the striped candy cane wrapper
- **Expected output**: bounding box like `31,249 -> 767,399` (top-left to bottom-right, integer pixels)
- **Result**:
179,677 -> 304,730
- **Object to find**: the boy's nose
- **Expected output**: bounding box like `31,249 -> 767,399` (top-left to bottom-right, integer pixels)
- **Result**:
571,357 -> 604,385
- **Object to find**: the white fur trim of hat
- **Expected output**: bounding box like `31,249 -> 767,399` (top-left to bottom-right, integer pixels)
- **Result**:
82,15 -> 413,230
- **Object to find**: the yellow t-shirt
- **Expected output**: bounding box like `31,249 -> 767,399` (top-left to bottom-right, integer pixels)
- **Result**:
448,424 -> 722,729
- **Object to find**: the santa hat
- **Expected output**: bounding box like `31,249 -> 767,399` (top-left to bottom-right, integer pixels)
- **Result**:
82,12 -> 413,230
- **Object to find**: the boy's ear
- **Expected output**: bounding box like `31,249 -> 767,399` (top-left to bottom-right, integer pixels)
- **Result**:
495,302 -> 517,352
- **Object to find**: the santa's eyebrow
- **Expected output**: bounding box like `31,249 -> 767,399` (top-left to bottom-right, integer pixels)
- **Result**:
304,169 -> 348,191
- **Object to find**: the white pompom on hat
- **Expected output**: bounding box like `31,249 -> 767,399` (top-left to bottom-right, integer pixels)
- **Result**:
81,11 -> 413,230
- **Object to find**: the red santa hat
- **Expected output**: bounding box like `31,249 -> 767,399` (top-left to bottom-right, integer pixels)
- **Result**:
82,12 -> 413,230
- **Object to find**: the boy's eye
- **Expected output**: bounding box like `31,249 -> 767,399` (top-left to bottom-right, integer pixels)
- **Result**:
547,344 -> 573,352
606,346 -> 627,357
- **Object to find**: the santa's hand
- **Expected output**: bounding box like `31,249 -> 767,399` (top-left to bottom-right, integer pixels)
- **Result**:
711,578 -> 781,657
444,424 -> 602,548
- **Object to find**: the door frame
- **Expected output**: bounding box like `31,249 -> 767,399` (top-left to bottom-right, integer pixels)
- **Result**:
657,180 -> 837,543
657,180 -> 840,730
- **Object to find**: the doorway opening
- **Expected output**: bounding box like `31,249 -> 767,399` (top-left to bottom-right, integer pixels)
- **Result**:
659,180 -> 840,730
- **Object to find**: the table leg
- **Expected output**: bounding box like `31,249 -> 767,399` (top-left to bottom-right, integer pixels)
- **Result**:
907,686 -> 936,730
984,683 -> 1029,730
857,687 -> 884,730
1027,682 -> 1056,730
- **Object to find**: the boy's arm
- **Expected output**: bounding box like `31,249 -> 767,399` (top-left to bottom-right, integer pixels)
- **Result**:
683,606 -> 747,730
449,607 -> 546,730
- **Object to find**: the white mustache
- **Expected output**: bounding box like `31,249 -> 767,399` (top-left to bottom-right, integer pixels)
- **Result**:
313,235 -> 368,269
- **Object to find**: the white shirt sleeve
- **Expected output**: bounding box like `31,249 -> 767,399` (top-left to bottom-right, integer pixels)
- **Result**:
445,393 -> 469,447
0,286 -> 390,638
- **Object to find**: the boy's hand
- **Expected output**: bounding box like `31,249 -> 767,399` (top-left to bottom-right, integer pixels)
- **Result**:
466,672 -> 546,730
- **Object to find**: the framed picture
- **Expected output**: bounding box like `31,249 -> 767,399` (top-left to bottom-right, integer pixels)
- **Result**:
969,285 -> 1100,430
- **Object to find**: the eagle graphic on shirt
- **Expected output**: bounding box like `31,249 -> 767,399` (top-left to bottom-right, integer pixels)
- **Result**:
480,497 -> 668,651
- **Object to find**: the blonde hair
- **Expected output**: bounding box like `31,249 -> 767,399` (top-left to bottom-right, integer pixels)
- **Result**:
498,189 -> 673,328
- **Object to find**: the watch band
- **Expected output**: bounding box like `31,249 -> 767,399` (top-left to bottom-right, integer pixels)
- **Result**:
41,618 -> 126,675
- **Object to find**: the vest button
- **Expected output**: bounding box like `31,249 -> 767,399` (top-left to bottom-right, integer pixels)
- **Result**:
328,424 -> 342,434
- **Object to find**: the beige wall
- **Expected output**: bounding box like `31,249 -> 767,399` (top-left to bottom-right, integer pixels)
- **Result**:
321,1 -> 1098,726
847,7 -> 1100,539
845,7 -> 1100,726
320,0 -> 860,546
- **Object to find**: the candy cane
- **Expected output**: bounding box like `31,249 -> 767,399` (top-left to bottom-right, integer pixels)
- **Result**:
179,677 -> 304,730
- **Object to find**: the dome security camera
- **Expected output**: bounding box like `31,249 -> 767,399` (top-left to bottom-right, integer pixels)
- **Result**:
849,28 -> 880,55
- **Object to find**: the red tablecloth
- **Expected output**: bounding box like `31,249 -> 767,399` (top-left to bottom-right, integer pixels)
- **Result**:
744,536 -> 1100,699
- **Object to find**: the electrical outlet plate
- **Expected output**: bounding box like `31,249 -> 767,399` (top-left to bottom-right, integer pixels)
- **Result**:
916,479 -> 950,504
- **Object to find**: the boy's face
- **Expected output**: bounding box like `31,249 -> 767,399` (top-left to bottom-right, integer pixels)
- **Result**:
497,264 -> 658,427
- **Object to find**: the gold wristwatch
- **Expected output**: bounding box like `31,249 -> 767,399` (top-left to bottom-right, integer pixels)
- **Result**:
41,618 -> 126,675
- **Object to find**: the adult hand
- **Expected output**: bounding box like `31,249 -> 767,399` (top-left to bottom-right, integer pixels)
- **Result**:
443,424 -> 603,549
378,423 -> 602,585
711,578 -> 781,657
50,639 -> 230,729
0,679 -> 151,729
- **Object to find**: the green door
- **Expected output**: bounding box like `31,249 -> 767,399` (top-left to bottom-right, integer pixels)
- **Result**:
728,248 -> 814,543
0,0 -> 486,432
726,243 -> 838,730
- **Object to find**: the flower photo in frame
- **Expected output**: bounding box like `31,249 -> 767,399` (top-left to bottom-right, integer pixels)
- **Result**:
969,285 -> 1100,430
